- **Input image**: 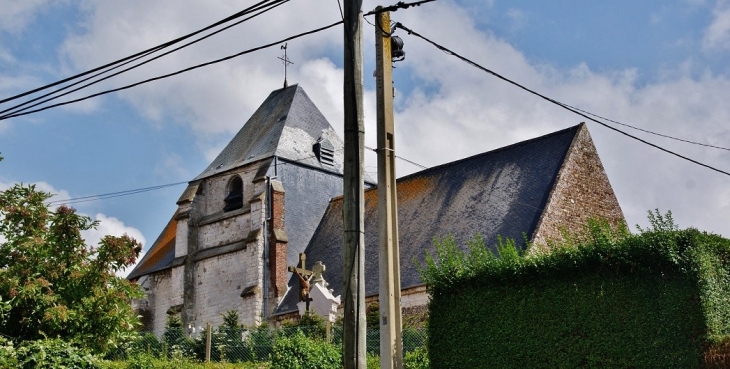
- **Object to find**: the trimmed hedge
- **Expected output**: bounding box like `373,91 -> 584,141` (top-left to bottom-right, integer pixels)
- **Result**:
422,212 -> 730,368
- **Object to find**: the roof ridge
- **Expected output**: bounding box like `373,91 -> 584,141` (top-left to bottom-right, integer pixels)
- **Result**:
392,123 -> 582,183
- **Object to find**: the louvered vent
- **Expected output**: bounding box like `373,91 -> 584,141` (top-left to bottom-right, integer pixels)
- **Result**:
314,139 -> 335,168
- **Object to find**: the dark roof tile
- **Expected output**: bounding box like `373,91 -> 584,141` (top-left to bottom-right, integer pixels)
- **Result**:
275,124 -> 581,314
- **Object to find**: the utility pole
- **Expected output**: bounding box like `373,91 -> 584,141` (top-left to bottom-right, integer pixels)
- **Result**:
375,8 -> 403,369
342,0 -> 366,368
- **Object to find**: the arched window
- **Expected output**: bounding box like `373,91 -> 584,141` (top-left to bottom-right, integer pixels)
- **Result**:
224,176 -> 243,212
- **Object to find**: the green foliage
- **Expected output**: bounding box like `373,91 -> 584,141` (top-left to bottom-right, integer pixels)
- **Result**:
215,311 -> 248,362
364,346 -> 429,369
404,346 -> 429,369
161,321 -> 195,361
15,338 -> 99,368
221,310 -> 240,329
0,336 -> 18,368
98,359 -> 269,369
366,354 -> 381,368
423,212 -> 730,368
366,302 -> 380,329
294,311 -> 327,340
0,183 -> 144,354
271,330 -> 340,369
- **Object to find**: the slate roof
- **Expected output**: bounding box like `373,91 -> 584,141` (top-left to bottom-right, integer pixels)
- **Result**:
194,84 -> 344,181
127,212 -> 177,280
274,124 -> 582,315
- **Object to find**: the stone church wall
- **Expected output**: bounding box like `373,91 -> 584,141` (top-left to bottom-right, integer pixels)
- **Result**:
144,267 -> 183,336
199,213 -> 250,249
192,244 -> 263,328
531,124 -> 625,249
199,167 -> 259,217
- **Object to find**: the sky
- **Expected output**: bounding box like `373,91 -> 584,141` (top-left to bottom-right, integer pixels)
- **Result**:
1,0 -> 730,275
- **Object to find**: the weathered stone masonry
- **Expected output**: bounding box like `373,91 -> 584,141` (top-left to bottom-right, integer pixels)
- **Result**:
531,123 -> 625,249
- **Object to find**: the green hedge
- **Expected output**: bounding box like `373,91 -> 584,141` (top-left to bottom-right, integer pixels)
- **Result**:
422,212 -> 730,368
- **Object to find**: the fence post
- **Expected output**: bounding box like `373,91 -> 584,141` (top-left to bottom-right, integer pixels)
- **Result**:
205,322 -> 212,362
326,321 -> 332,343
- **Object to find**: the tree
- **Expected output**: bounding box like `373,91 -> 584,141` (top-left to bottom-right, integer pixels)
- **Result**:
0,182 -> 143,353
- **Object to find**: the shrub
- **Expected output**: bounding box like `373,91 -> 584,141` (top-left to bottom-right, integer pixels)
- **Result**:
0,183 -> 143,353
404,346 -> 429,369
271,330 -> 340,369
423,212 -> 730,368
0,336 -> 18,368
15,338 -> 99,369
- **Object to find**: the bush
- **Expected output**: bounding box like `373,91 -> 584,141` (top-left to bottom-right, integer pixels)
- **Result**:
271,330 -> 340,369
0,336 -> 18,368
0,183 -> 143,353
15,338 -> 99,369
423,212 -> 730,368
404,346 -> 429,369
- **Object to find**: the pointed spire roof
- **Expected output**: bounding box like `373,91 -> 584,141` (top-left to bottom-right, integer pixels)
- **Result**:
194,84 -> 343,180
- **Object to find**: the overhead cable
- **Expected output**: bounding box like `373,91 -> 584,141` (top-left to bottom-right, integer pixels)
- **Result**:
364,145 -> 427,169
1,0 -> 290,118
0,21 -> 344,121
48,182 -> 189,206
395,22 -> 730,177
364,0 -> 437,15
560,104 -> 730,152
46,143 -> 429,205
0,0 -> 287,106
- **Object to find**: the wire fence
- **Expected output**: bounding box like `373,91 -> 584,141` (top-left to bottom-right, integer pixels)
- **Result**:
107,325 -> 427,363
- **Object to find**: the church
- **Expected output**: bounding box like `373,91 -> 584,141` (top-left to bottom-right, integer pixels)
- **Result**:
127,84 -> 625,335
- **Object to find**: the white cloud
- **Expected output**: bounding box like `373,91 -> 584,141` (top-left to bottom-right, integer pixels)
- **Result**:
0,180 -> 71,206
703,1 -> 730,51
0,180 -> 146,277
0,0 -> 56,33
52,0 -> 730,239
81,213 -> 146,248
81,213 -> 147,278
60,0 -> 343,137
386,2 -> 730,237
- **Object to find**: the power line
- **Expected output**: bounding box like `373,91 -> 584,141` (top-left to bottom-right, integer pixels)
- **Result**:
364,145 -> 427,169
0,0 -> 287,106
1,0 -> 290,118
45,143 -> 429,206
560,104 -> 730,152
47,182 -> 189,206
364,0 -> 437,16
394,22 -> 730,177
0,20 -> 344,121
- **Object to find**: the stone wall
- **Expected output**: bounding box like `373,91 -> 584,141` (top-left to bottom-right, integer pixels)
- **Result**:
531,123 -> 625,249
191,243 -> 263,328
140,267 -> 183,336
199,167 -> 259,217
198,212 -> 250,249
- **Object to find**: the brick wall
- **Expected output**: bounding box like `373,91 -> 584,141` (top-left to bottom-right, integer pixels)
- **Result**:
531,123 -> 625,249
269,181 -> 288,302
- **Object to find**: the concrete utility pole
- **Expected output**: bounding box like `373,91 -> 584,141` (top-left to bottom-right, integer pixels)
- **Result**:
375,8 -> 403,369
342,0 -> 366,368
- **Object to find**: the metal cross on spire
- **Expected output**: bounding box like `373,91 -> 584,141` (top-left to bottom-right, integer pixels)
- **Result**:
278,43 -> 294,88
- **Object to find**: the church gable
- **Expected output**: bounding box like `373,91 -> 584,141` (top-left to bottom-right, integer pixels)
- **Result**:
531,123 -> 625,249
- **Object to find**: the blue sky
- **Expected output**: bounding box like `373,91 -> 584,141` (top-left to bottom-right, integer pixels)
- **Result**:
2,0 -> 730,274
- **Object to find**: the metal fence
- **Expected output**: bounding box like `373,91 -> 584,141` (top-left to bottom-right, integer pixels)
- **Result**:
107,325 -> 427,363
